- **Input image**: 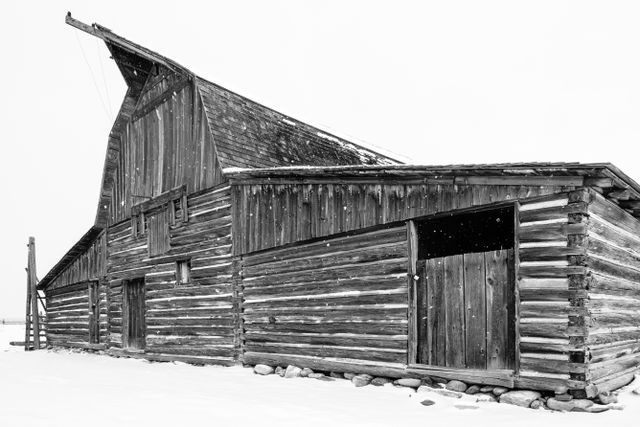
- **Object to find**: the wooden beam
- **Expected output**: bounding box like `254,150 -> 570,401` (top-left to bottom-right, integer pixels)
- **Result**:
65,13 -> 189,76
28,237 -> 40,350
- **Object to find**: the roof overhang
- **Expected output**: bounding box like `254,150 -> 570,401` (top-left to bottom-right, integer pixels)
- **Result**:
37,226 -> 103,291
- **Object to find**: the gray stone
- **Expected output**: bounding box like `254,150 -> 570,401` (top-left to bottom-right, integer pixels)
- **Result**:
480,386 -> 495,393
394,378 -> 422,388
492,386 -> 509,396
253,364 -> 274,375
343,372 -> 357,380
284,365 -> 302,378
465,385 -> 481,395
446,380 -> 468,393
352,374 -> 373,387
597,392 -> 617,405
275,366 -> 285,377
307,373 -> 325,379
329,371 -> 344,379
475,393 -> 498,403
300,368 -> 314,377
546,398 -> 594,412
633,387 -> 640,395
530,400 -> 542,410
499,390 -> 541,408
316,375 -> 335,382
554,393 -> 573,402
554,386 -> 569,395
371,377 -> 392,386
420,399 -> 436,406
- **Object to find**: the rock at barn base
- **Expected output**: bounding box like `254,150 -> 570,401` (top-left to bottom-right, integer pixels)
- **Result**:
253,364 -> 274,375
352,374 -> 373,387
284,365 -> 302,378
465,385 -> 481,395
445,380 -> 468,393
300,368 -> 314,377
546,398 -> 594,412
499,390 -> 541,408
394,378 -> 422,388
371,377 -> 392,386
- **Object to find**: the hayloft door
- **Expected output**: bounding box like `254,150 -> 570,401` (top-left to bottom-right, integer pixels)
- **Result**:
123,278 -> 146,350
414,206 -> 516,370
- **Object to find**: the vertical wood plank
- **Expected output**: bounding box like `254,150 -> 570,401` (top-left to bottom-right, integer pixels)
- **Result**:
444,254 -> 465,368
407,221 -> 419,365
464,252 -> 487,369
486,249 -> 510,369
428,257 -> 447,366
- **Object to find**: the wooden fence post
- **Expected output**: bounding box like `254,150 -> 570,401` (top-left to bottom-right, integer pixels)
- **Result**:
28,237 -> 40,350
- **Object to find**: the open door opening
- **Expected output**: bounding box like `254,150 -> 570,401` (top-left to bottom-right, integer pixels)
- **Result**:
414,206 -> 516,370
123,277 -> 146,351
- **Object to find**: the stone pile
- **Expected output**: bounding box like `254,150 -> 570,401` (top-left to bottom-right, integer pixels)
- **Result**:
251,364 -> 628,412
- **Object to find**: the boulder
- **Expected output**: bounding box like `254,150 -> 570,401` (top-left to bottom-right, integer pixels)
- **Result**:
446,380 -> 468,393
352,374 -> 373,387
480,386 -> 495,393
394,378 -> 422,388
633,387 -> 640,395
597,392 -> 618,405
275,366 -> 285,377
555,393 -> 573,402
546,398 -> 594,412
316,375 -> 335,382
475,393 -> 498,403
465,385 -> 481,395
329,371 -> 344,379
300,368 -> 314,377
492,387 -> 509,396
253,364 -> 274,375
371,377 -> 392,386
530,400 -> 542,410
499,390 -> 541,408
307,373 -> 325,379
554,386 -> 569,395
284,365 -> 302,378
420,399 -> 436,406
343,372 -> 356,380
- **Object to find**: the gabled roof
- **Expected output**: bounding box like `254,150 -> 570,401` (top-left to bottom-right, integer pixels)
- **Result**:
65,13 -> 398,228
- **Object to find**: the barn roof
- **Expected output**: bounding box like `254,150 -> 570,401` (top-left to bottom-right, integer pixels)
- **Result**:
65,14 -> 397,228
36,226 -> 103,290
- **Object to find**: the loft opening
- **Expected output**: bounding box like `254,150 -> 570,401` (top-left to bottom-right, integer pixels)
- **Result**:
416,205 -> 515,259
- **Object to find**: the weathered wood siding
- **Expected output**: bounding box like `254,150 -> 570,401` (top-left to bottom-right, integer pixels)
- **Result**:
45,232 -> 108,347
241,226 -> 409,369
233,182 -> 578,255
586,192 -> 640,392
107,67 -> 225,226
516,191 -> 590,391
106,183 -> 235,364
46,282 -> 103,347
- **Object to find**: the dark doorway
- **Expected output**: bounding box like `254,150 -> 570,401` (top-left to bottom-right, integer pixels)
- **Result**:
415,206 -> 516,370
123,277 -> 146,350
88,282 -> 100,344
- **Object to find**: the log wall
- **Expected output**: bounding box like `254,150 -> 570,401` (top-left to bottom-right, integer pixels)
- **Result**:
586,191 -> 640,393
515,191 -> 590,391
241,225 -> 410,370
232,182 -> 578,255
46,232 -> 108,347
108,67 -> 225,226
106,183 -> 236,365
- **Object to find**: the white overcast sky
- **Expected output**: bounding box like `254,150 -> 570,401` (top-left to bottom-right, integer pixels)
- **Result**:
2,1 -> 640,318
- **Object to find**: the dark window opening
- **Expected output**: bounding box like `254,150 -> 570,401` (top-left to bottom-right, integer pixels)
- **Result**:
416,206 -> 514,259
176,259 -> 191,285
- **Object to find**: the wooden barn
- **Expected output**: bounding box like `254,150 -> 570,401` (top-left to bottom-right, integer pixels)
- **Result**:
37,15 -> 640,398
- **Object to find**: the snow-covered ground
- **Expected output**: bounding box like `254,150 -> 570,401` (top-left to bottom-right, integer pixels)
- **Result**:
1,324 -> 638,427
